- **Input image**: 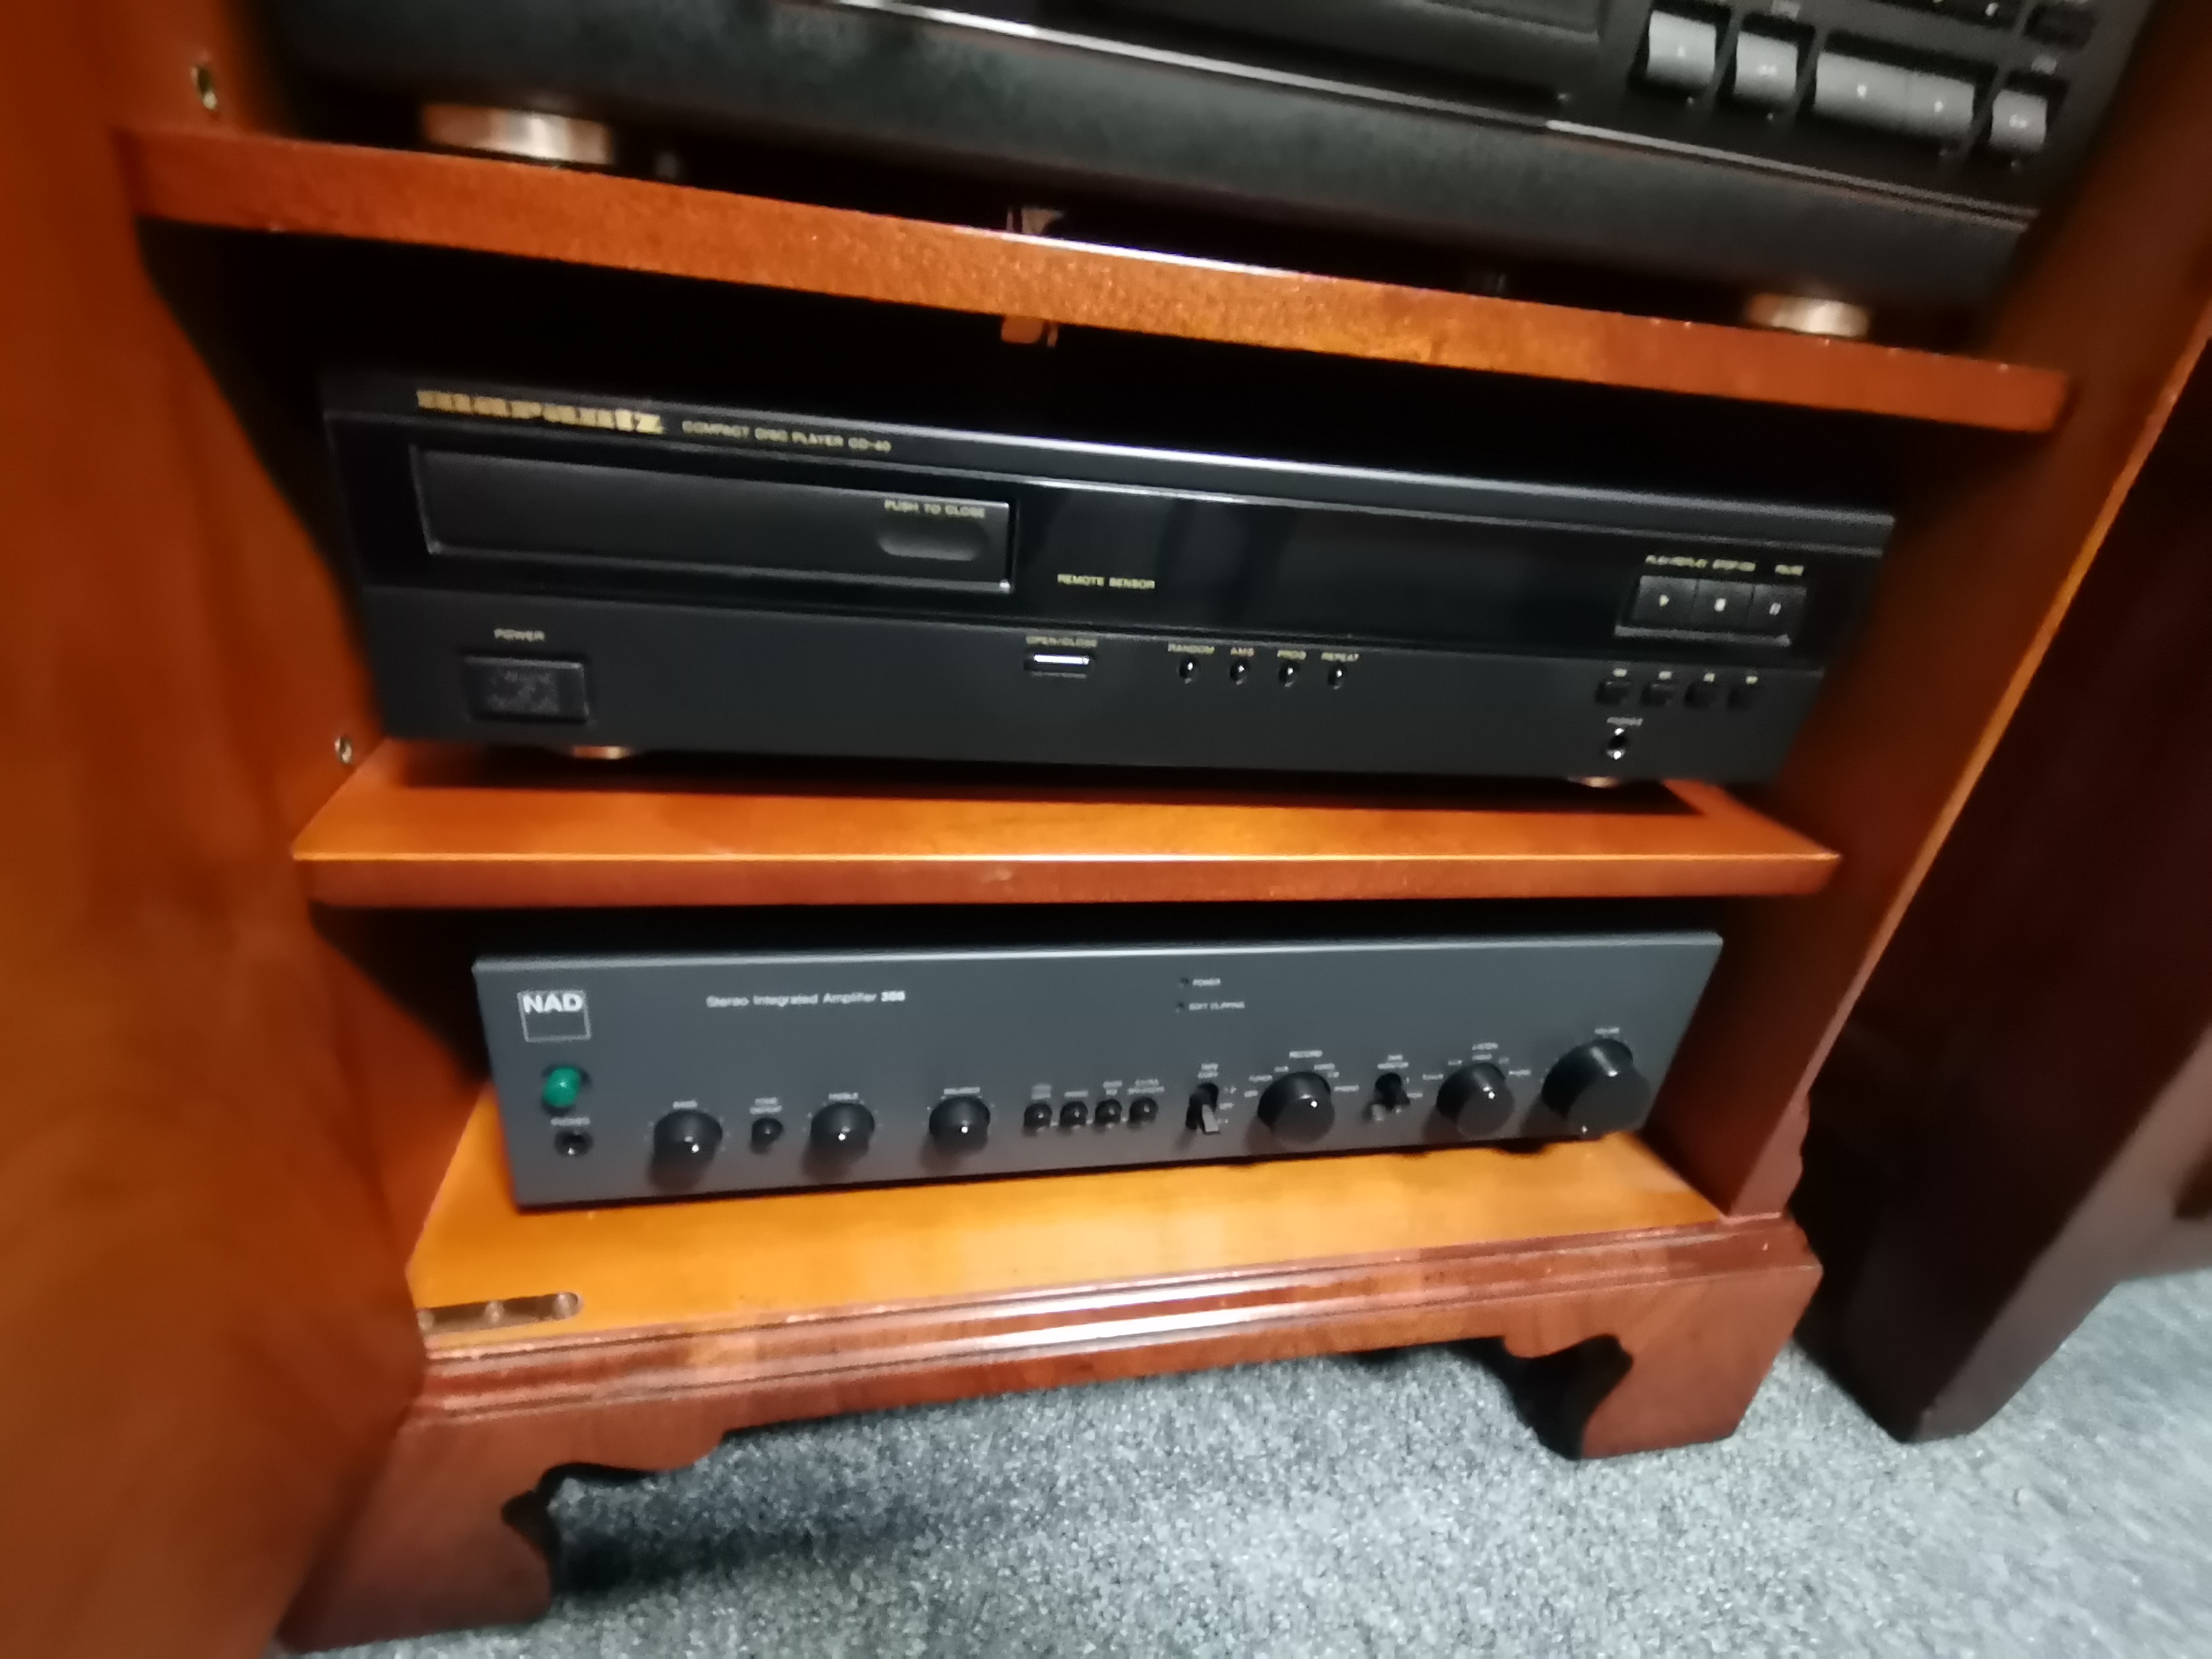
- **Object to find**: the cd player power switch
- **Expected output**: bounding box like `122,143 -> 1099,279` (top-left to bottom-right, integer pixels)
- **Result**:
1187,1082 -> 1223,1135
540,1065 -> 584,1112
1257,1071 -> 1336,1144
1641,12 -> 1718,94
462,656 -> 589,723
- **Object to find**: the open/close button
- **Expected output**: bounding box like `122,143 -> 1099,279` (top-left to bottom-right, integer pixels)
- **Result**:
1026,649 -> 1092,678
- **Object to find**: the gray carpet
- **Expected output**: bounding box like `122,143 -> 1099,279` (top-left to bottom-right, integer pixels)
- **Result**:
337,1271 -> 2212,1658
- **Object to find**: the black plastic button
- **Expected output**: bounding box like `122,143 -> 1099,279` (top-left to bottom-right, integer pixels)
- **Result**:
1641,680 -> 1679,707
1728,678 -> 1761,711
553,1128 -> 593,1158
1604,727 -> 1632,758
1094,1099 -> 1124,1125
1178,659 -> 1197,681
1690,579 -> 1757,631
1685,678 -> 1720,710
1327,665 -> 1346,688
463,656 -> 590,722
1023,1101 -> 1053,1131
1060,1100 -> 1090,1128
1129,1095 -> 1159,1124
1629,575 -> 1697,628
1228,660 -> 1250,683
2026,2 -> 2093,46
750,1117 -> 785,1151
1278,661 -> 1299,686
1596,677 -> 1632,706
1748,583 -> 1806,637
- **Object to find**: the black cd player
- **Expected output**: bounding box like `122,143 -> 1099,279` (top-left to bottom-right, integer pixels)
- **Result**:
324,371 -> 1889,781
271,0 -> 2163,305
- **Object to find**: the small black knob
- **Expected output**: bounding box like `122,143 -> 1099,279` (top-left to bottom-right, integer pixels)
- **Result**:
1094,1098 -> 1124,1125
651,1109 -> 723,1187
810,1101 -> 875,1157
1373,1072 -> 1410,1113
1437,1062 -> 1514,1137
1059,1100 -> 1089,1128
929,1094 -> 990,1152
1256,1071 -> 1335,1144
1023,1101 -> 1053,1131
750,1116 -> 784,1151
1540,1039 -> 1650,1137
1129,1094 -> 1159,1125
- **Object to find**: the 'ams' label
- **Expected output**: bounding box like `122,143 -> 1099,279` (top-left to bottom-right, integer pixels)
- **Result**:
518,989 -> 590,1042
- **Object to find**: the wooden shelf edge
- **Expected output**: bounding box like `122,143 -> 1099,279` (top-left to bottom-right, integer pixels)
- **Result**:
407,1088 -> 1740,1349
293,742 -> 1839,907
121,125 -> 2068,432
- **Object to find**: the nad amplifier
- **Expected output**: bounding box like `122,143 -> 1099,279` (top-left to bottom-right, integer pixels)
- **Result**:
270,0 -> 2161,306
474,909 -> 1723,1206
326,373 -> 1889,782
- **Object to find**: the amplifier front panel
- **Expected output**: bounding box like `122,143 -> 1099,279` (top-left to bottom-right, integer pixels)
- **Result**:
476,929 -> 1722,1207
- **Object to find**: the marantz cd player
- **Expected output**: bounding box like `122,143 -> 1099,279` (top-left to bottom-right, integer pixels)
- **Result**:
271,0 -> 2162,305
325,373 -> 1889,782
474,908 -> 1721,1206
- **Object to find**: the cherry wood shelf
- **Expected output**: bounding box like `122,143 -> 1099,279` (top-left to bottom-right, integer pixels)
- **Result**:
119,126 -> 2070,432
277,1092 -> 1817,1647
410,1088 -> 1728,1343
293,741 -> 1839,907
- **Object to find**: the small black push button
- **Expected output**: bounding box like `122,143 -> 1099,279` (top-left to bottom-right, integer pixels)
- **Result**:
1629,575 -> 1697,628
1728,678 -> 1761,711
1690,579 -> 1757,631
750,1117 -> 785,1151
463,655 -> 589,722
1059,1100 -> 1090,1128
1596,677 -> 1632,706
1749,584 -> 1806,637
1685,678 -> 1720,710
1641,680 -> 1679,708
1228,660 -> 1250,683
1023,1102 -> 1053,1131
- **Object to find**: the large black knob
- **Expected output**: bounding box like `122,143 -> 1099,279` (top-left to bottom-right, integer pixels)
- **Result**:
1256,1071 -> 1336,1144
928,1094 -> 990,1152
810,1101 -> 875,1158
651,1109 -> 723,1187
1540,1039 -> 1650,1137
1437,1062 -> 1515,1138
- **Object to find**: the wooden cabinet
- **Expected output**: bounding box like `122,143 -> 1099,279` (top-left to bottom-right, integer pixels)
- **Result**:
8,0 -> 2212,1653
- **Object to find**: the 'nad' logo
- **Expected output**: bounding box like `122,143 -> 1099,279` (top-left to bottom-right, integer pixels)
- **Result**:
518,988 -> 590,1042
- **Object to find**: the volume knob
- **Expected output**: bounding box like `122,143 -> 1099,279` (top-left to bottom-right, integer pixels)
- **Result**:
1256,1071 -> 1336,1144
928,1094 -> 990,1152
1540,1039 -> 1650,1137
809,1100 -> 875,1158
1436,1062 -> 1514,1137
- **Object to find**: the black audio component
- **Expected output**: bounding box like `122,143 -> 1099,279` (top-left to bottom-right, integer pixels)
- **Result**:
271,0 -> 2158,306
325,373 -> 1888,781
474,910 -> 1722,1206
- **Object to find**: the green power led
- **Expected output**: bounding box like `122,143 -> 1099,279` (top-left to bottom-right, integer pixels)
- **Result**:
541,1065 -> 585,1111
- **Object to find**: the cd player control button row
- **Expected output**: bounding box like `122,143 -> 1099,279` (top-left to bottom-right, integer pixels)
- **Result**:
463,655 -> 589,722
1729,30 -> 1801,110
1629,575 -> 1697,628
1690,579 -> 1757,630
1986,88 -> 2051,157
1026,650 -> 1091,678
1640,12 -> 1718,94
1748,583 -> 1807,636
1812,53 -> 1978,146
